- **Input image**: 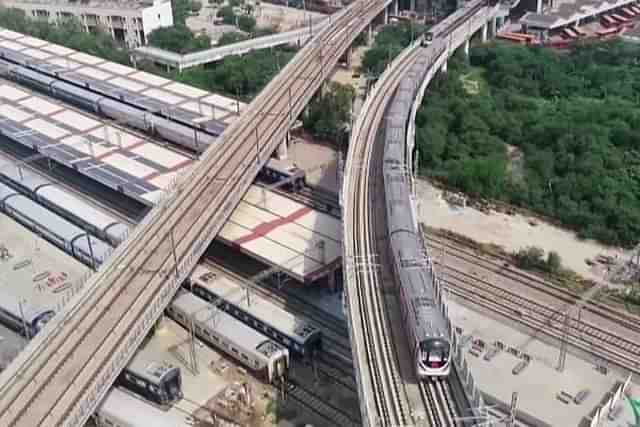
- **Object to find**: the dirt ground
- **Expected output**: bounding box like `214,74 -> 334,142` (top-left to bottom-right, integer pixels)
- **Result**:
415,179 -> 632,285
254,2 -> 326,31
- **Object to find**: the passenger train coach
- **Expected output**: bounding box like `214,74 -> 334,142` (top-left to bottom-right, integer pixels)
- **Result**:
186,264 -> 322,358
167,291 -> 289,384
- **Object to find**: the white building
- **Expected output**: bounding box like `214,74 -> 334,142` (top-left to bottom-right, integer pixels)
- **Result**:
0,0 -> 173,47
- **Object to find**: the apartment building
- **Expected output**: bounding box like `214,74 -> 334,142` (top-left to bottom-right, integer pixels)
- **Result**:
0,0 -> 173,47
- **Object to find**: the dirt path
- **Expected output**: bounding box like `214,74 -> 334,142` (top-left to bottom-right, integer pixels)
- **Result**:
415,179 -> 631,285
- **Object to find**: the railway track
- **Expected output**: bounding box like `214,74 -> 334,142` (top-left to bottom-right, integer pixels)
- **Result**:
344,41 -> 428,426
420,380 -> 459,427
425,231 -> 640,331
443,272 -> 640,373
424,235 -> 640,373
0,1 -> 393,424
286,378 -> 362,427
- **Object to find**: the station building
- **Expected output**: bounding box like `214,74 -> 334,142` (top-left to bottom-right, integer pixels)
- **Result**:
0,0 -> 173,47
520,0 -> 640,36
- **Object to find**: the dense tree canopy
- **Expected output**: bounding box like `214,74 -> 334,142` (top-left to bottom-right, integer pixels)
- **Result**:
361,22 -> 427,78
416,41 -> 640,247
168,46 -> 297,99
304,82 -> 356,143
0,8 -> 130,64
148,25 -> 211,53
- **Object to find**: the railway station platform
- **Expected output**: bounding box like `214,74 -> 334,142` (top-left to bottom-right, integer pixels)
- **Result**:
0,79 -> 341,285
446,299 -> 633,427
0,212 -> 89,311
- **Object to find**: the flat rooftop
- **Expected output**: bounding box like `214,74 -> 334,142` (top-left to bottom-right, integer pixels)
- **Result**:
447,298 -> 634,427
0,212 -> 89,311
2,0 -> 170,11
520,0 -> 637,29
0,77 -> 341,282
0,27 -> 246,133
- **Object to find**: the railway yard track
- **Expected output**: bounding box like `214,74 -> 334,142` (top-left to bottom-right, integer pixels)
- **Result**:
420,380 -> 459,427
424,234 -> 640,374
0,2 -> 395,424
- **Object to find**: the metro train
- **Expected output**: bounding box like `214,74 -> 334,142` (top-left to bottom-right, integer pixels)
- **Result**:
0,159 -> 129,246
0,291 -> 183,406
0,181 -> 112,268
0,290 -> 55,338
421,0 -> 500,46
382,2 -> 507,377
0,57 -> 220,153
185,264 -> 322,358
167,290 -> 290,383
95,388 -> 193,427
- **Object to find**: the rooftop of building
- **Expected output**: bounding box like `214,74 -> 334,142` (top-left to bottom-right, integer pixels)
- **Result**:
520,0 -> 637,29
1,0 -> 169,11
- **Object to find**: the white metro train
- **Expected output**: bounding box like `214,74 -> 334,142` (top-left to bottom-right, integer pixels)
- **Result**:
167,290 -> 289,383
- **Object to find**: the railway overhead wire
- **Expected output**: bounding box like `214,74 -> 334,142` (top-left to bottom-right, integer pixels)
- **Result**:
0,1 -> 394,425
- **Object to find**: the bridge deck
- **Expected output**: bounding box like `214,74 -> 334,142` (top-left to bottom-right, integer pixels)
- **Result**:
0,3 -> 383,423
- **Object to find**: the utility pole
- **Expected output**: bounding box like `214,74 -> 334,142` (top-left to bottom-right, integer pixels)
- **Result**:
557,311 -> 570,372
506,392 -> 519,427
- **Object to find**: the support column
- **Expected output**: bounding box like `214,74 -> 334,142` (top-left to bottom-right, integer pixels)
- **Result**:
393,0 -> 399,16
464,38 -> 470,56
345,46 -> 353,68
441,60 -> 448,73
481,22 -> 488,43
410,0 -> 416,11
367,24 -> 373,45
328,271 -> 337,293
490,17 -> 497,38
277,132 -> 289,160
383,7 -> 389,25
536,0 -> 543,14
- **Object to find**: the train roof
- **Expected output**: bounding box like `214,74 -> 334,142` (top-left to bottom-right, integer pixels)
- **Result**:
1,191 -> 112,261
35,185 -> 127,233
126,347 -> 179,386
0,288 -> 54,322
0,162 -> 50,193
0,181 -> 17,201
97,388 -> 192,427
190,264 -> 320,344
172,291 -> 285,358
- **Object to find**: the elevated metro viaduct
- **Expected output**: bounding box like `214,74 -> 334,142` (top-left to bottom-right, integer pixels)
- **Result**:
0,1 -> 404,426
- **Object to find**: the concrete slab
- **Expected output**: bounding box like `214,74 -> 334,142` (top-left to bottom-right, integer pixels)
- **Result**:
446,298 -> 630,427
25,118 -> 70,140
0,85 -> 29,101
47,58 -> 82,70
101,153 -> 156,179
18,36 -> 47,48
130,143 -> 190,169
288,141 -> 339,194
21,48 -> 52,60
19,97 -> 63,116
69,52 -> 104,65
0,212 -> 89,312
75,66 -> 114,82
0,105 -> 33,123
163,82 -> 209,99
0,40 -> 24,51
97,61 -> 134,76
51,110 -> 101,132
141,88 -> 186,106
40,43 -> 75,56
107,77 -> 147,93
0,29 -> 24,40
129,70 -> 171,87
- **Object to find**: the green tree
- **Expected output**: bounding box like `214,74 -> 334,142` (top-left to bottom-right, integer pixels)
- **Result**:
191,0 -> 203,12
546,251 -> 562,274
148,25 -> 211,53
303,82 -> 356,142
217,31 -> 249,46
237,14 -> 256,33
217,6 -> 236,25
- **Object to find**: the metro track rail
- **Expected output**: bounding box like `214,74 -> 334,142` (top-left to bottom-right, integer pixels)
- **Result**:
420,380 -> 459,427
443,274 -> 640,374
425,231 -> 640,332
0,1 -> 393,424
